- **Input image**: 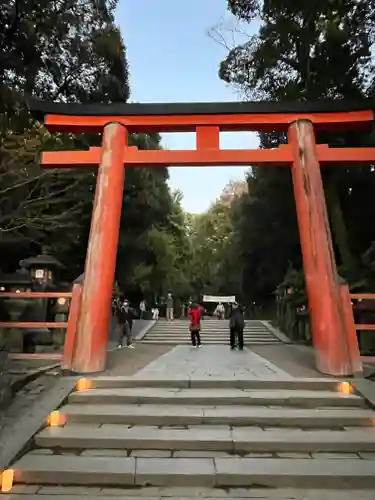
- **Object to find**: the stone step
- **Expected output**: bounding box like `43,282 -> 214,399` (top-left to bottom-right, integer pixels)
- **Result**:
34,425 -> 375,453
60,403 -> 374,427
89,376 -> 340,390
140,339 -> 278,342
148,330 -> 275,335
12,454 -> 375,488
140,340 -> 280,345
144,335 -> 277,340
148,329 -> 273,332
150,325 -> 271,328
68,388 -> 365,408
142,330 -> 276,340
151,320 -> 268,324
3,486 -> 375,500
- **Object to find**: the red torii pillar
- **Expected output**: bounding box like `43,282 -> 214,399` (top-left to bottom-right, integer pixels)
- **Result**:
71,122 -> 127,373
289,120 -> 361,376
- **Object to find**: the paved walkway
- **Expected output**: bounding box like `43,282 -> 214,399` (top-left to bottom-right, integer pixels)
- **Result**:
134,345 -> 294,380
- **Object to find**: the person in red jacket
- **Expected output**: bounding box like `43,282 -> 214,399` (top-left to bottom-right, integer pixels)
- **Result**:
188,302 -> 202,348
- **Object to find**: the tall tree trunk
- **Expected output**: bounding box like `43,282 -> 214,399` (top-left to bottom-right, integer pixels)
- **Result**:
324,173 -> 354,269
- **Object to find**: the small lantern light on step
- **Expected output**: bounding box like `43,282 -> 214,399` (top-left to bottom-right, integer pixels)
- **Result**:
338,381 -> 353,394
76,378 -> 92,391
48,410 -> 67,427
1,469 -> 14,492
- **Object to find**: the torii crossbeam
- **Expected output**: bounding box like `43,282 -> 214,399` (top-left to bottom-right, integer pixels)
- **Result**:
30,99 -> 375,376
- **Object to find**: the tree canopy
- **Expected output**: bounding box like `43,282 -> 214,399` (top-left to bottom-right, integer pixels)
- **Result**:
0,0 -> 188,303
4,0 -> 375,317
203,0 -> 375,309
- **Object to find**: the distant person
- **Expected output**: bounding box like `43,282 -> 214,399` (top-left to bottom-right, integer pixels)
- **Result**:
139,300 -> 146,319
214,302 -> 225,320
229,302 -> 245,350
188,302 -> 202,348
166,292 -> 174,321
116,299 -> 135,349
152,305 -> 159,320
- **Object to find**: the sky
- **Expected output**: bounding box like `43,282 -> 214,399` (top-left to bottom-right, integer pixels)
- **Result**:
116,0 -> 258,213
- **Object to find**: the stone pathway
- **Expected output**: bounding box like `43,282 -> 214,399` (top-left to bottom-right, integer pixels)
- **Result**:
134,345 -> 293,380
6,342 -> 375,496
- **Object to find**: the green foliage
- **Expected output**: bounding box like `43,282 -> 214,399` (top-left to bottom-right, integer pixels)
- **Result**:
187,181 -> 247,299
221,1 -> 374,100
214,0 -> 375,306
0,0 -> 129,102
0,0 -> 189,303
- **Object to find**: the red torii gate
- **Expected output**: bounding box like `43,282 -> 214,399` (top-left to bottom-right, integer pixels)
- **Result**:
30,99 -> 375,376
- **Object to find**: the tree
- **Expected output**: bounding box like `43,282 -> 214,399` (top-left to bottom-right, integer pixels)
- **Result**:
186,181 -> 244,298
220,1 -> 374,101
0,0 -> 186,302
215,0 -> 375,304
0,0 -> 130,275
0,0 -> 129,102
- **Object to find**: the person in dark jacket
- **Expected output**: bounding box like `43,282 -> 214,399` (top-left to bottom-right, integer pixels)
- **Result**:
229,302 -> 245,350
116,299 -> 135,349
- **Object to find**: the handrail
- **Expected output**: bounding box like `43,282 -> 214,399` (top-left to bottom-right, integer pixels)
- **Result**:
0,291 -> 71,329
350,293 -> 375,300
350,293 -> 375,331
0,292 -> 72,299
0,321 -> 68,328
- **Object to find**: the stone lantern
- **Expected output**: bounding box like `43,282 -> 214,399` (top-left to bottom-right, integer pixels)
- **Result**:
20,250 -> 64,351
20,248 -> 64,289
0,268 -> 33,352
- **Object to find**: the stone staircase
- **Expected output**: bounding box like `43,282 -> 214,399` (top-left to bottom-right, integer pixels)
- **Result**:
7,376 -> 375,496
141,319 -> 283,345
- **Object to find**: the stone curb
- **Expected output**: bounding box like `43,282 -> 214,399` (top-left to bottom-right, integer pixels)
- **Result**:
10,363 -> 61,395
134,320 -> 156,341
353,379 -> 375,410
0,376 -> 78,471
260,321 -> 292,344
11,455 -> 375,489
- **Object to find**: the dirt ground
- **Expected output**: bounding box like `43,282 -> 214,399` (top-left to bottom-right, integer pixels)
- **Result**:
104,343 -> 173,376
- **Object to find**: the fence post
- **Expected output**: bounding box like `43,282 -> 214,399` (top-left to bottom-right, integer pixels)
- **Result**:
62,283 -> 83,373
339,283 -> 362,375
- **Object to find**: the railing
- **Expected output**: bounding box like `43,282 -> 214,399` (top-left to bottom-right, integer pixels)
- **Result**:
350,293 -> 375,331
0,291 -> 72,329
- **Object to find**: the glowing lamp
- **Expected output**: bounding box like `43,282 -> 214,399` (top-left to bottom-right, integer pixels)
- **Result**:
48,410 -> 66,427
338,381 -> 353,394
76,378 -> 92,391
1,469 -> 14,492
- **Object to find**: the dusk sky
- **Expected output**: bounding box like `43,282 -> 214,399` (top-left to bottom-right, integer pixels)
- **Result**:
117,0 -> 258,213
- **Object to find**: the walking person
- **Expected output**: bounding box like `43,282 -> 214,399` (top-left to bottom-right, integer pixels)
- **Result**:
229,302 -> 245,350
152,305 -> 159,320
188,302 -> 202,348
139,300 -> 146,319
116,299 -> 135,349
166,292 -> 174,321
